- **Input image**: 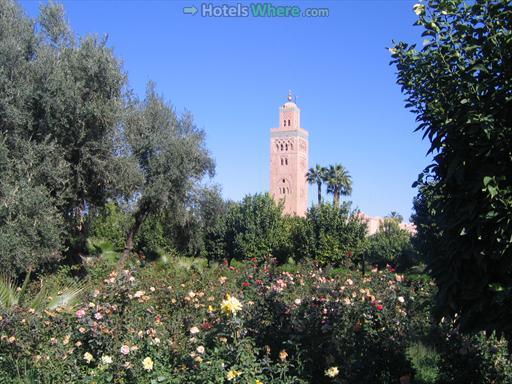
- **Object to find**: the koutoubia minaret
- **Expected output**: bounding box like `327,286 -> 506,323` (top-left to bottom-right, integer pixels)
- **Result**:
270,91 -> 309,216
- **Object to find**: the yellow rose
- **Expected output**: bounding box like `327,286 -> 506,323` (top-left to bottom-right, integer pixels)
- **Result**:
220,294 -> 243,317
142,356 -> 154,371
83,352 -> 94,364
226,370 -> 241,381
325,366 -> 339,378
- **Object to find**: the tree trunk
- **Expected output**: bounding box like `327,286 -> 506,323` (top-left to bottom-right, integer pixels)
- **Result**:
317,182 -> 322,205
118,206 -> 148,269
70,200 -> 87,264
333,187 -> 340,208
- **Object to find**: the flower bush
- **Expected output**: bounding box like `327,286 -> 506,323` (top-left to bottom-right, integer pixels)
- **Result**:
0,259 -> 510,383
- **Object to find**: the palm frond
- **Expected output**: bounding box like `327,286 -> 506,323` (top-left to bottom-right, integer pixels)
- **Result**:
0,275 -> 21,309
33,281 -> 87,312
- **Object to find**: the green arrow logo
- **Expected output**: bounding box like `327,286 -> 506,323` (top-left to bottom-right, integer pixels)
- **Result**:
183,6 -> 198,15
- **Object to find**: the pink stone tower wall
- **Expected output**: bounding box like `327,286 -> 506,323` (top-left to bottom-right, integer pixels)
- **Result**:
270,93 -> 309,216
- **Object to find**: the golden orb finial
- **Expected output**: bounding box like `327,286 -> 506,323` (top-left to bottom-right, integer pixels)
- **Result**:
287,90 -> 292,102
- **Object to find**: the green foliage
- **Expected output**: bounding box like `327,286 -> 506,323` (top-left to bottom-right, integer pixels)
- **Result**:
224,193 -> 286,261
325,164 -> 352,208
119,83 -> 215,265
197,186 -> 230,260
31,2 -> 126,250
391,0 -> 512,336
288,215 -> 315,262
135,212 -> 174,259
0,136 -> 65,277
0,271 -> 85,312
1,260 -> 511,383
294,204 -> 367,266
406,342 -> 440,384
365,217 -> 413,268
306,164 -> 327,205
0,0 -> 129,259
89,202 -> 131,251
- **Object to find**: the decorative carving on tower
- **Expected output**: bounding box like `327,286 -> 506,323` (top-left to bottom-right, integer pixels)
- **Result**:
270,92 -> 309,216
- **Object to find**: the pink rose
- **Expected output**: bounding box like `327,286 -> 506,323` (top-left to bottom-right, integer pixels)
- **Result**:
120,345 -> 130,355
76,309 -> 86,319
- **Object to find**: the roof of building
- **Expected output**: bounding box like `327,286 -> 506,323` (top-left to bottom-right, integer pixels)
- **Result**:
282,101 -> 297,109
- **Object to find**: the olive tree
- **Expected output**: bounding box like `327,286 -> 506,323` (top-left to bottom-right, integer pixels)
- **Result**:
0,0 -> 127,258
119,83 -> 214,266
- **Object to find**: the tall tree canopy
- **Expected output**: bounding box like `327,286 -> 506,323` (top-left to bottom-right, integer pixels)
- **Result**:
0,0 -> 127,261
0,1 -> 214,274
392,0 -> 512,336
325,164 -> 352,208
306,164 -> 327,205
119,83 -> 214,265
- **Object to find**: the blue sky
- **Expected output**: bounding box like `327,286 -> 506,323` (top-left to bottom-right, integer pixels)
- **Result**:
20,0 -> 429,221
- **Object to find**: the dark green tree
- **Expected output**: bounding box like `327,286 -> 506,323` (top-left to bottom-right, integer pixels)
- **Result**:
197,186 -> 231,260
391,0 -> 512,335
89,201 -> 132,251
296,203 -> 367,266
223,193 -> 285,261
365,216 -> 413,268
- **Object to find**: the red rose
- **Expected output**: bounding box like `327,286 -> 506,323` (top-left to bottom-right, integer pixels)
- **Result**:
376,304 -> 383,311
242,282 -> 251,287
201,322 -> 213,330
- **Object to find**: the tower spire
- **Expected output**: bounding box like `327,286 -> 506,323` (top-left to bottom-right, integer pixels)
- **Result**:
288,90 -> 292,101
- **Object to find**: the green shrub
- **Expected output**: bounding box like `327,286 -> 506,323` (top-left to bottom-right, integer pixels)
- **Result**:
223,193 -> 286,262
134,212 -> 174,260
295,204 -> 367,267
392,0 -> 512,337
89,202 -> 131,251
364,217 -> 413,268
406,342 -> 440,384
1,260 -> 511,383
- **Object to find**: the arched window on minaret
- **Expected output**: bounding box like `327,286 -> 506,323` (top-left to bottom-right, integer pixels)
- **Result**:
284,120 -> 286,127
280,144 -> 284,151
285,143 -> 288,151
288,119 -> 291,126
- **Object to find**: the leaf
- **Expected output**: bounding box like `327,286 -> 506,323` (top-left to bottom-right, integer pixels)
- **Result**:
0,275 -> 19,309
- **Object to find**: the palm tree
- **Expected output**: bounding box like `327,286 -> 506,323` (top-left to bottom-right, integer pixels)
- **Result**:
0,271 -> 86,312
326,164 -> 352,208
306,164 -> 327,205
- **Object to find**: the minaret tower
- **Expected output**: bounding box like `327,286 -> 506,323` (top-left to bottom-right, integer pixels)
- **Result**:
270,91 -> 309,216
